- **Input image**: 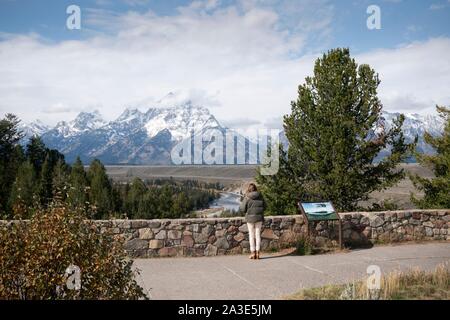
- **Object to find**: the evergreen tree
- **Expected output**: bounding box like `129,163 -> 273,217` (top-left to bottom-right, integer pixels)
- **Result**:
52,158 -> 69,200
67,157 -> 88,210
25,136 -> 47,174
8,161 -> 37,217
260,48 -> 413,212
87,159 -> 113,219
0,114 -> 24,215
126,178 -> 146,217
172,193 -> 190,217
410,106 -> 450,208
256,144 -> 300,215
38,155 -> 53,206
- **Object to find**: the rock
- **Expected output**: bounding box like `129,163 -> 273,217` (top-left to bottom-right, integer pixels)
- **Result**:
181,235 -> 194,247
124,239 -> 148,251
229,246 -> 243,254
425,227 -> 433,237
240,240 -> 250,249
202,224 -> 214,236
423,221 -> 434,228
204,244 -> 218,256
279,230 -> 296,244
191,224 -> 201,233
148,221 -> 161,228
193,232 -> 209,243
214,237 -> 230,250
138,228 -> 154,240
168,230 -> 181,240
118,221 -> 131,229
370,216 -> 384,228
183,230 -> 193,236
234,232 -> 246,242
259,239 -> 269,250
238,224 -> 248,233
208,235 -> 216,244
360,216 -> 370,226
261,229 -> 279,240
215,229 -> 226,237
155,230 -> 167,240
131,220 -> 148,228
362,227 -> 371,238
149,239 -> 164,249
159,247 -> 178,257
315,223 -> 325,231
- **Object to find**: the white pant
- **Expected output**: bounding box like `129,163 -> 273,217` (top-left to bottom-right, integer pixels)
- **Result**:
247,222 -> 262,252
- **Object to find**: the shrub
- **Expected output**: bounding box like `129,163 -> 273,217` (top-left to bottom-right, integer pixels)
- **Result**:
295,236 -> 313,256
0,199 -> 147,300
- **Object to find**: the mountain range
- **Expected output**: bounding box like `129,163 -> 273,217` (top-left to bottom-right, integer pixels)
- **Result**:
20,104 -> 445,164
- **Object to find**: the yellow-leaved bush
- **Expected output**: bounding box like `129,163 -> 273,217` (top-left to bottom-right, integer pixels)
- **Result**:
0,199 -> 147,300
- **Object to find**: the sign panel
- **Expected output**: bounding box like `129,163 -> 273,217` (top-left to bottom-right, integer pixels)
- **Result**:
299,202 -> 339,221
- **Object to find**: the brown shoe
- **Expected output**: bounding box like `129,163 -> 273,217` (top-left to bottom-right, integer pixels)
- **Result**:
249,252 -> 256,259
256,251 -> 260,259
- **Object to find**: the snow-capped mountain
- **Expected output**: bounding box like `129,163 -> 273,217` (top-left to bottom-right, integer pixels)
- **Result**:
19,119 -> 50,142
19,107 -> 445,165
381,111 -> 445,155
21,102 -> 224,164
48,110 -> 107,139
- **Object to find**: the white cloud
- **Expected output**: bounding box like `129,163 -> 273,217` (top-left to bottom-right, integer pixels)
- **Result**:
358,38 -> 450,115
0,1 -> 448,128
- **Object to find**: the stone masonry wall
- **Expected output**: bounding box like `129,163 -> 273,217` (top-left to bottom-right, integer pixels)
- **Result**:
1,210 -> 448,258
99,209 -> 449,257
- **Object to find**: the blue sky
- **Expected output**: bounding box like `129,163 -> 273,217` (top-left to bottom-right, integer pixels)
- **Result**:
1,0 -> 449,51
0,0 -> 449,126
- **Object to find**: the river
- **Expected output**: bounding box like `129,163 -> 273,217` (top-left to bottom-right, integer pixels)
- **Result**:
209,192 -> 242,212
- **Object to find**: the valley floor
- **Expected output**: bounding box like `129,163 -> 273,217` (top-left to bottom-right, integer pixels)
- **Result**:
106,163 -> 433,209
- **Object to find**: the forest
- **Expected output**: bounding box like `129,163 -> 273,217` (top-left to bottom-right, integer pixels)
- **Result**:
0,114 -> 219,220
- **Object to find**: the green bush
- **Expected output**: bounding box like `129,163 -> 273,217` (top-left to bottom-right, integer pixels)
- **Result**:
295,236 -> 313,256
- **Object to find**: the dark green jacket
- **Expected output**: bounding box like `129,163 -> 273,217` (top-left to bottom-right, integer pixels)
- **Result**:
240,191 -> 265,223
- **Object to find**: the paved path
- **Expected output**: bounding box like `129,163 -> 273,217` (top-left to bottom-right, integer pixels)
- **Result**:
134,242 -> 450,300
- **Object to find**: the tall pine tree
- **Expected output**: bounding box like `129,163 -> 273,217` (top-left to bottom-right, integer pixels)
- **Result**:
410,106 -> 450,208
8,161 -> 37,217
0,114 -> 24,215
67,157 -> 88,210
259,48 -> 413,212
87,159 -> 113,219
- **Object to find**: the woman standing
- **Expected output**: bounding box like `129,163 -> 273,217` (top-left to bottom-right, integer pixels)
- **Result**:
240,183 -> 265,260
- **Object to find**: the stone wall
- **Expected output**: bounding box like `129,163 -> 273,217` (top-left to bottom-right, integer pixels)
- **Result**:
1,210 -> 448,258
96,209 -> 449,257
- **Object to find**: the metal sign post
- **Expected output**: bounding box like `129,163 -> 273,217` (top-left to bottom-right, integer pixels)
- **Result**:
298,202 -> 342,249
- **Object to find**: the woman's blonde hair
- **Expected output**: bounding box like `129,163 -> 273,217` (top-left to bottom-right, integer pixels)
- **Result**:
247,183 -> 257,194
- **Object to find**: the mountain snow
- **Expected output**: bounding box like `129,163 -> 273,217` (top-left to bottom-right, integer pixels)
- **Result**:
19,106 -> 445,164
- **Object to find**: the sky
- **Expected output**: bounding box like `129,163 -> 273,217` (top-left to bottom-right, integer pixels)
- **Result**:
0,0 -> 449,128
